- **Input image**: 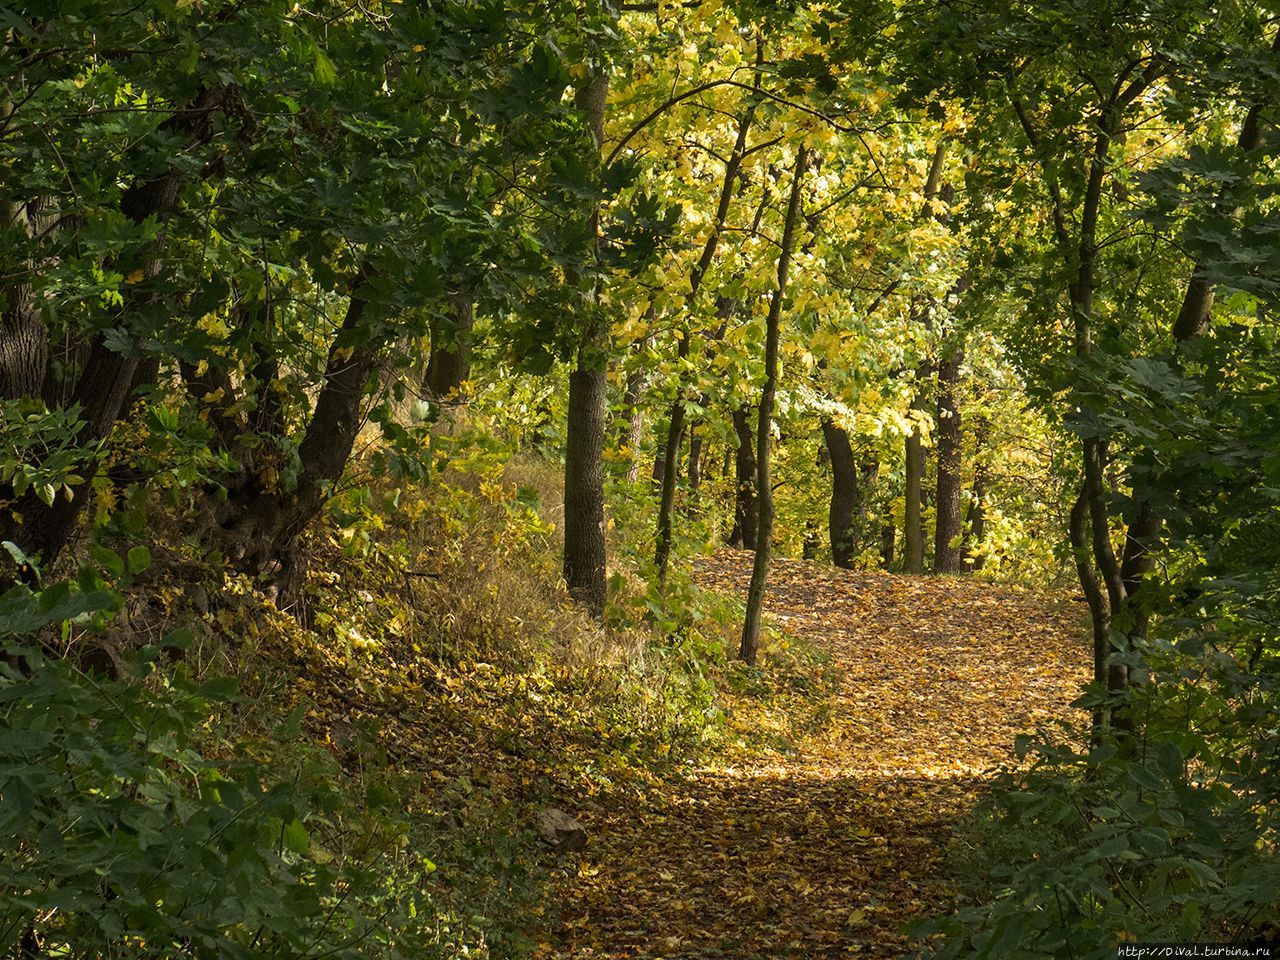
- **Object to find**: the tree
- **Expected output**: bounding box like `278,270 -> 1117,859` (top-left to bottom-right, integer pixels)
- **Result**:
901,143 -> 948,575
933,336 -> 965,573
740,145 -> 809,665
728,404 -> 758,549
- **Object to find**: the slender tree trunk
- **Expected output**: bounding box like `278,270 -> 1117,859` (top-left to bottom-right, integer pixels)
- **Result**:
728,404 -> 757,549
562,68 -> 610,618
900,144 -> 948,576
621,371 -> 646,483
688,426 -> 703,500
654,98 -> 756,581
740,146 -> 809,665
903,400 -> 927,574
933,340 -> 964,573
653,352 -> 687,576
821,418 -> 858,569
683,300 -> 731,513
423,291 -> 474,402
880,513 -> 895,569
1171,37 -> 1277,341
618,332 -> 650,483
964,415 -> 989,570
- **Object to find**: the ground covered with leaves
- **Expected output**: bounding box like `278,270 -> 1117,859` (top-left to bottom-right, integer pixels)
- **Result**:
550,551 -> 1088,958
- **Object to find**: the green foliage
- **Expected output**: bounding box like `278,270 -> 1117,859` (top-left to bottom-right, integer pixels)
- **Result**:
0,401 -> 92,510
919,684 -> 1280,957
0,625 -> 449,957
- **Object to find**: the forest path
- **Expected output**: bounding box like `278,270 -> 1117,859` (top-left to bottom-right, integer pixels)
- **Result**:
551,550 -> 1087,958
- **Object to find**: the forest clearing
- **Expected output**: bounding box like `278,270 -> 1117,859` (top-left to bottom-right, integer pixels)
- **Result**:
2,1 -> 1279,958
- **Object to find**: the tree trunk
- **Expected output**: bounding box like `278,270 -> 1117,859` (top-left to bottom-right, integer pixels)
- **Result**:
740,146 -> 809,665
220,271 -> 380,616
688,426 -> 703,500
0,294 -> 46,401
802,521 -> 820,561
880,514 -> 895,569
618,336 -> 649,483
0,188 -> 48,401
933,340 -> 964,573
0,86 -> 234,569
654,97 -> 756,582
728,403 -> 757,549
562,67 -> 609,618
653,355 -> 688,577
821,418 -> 858,569
964,415 -> 989,571
563,361 -> 608,616
903,403 -> 927,574
423,291 -> 474,402
651,432 -> 667,487
1171,40 -> 1277,341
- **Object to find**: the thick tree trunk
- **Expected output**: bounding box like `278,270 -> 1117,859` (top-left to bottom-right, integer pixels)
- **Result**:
651,433 -> 667,487
0,190 -> 47,400
740,147 -> 809,665
728,404 -> 757,549
423,292 -> 474,402
821,418 -> 858,569
227,276 -> 375,547
0,295 -> 46,401
933,341 -> 964,573
562,67 -> 609,618
563,361 -> 608,616
0,86 -> 233,568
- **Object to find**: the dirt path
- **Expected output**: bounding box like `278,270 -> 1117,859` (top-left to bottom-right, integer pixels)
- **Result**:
552,551 -> 1088,958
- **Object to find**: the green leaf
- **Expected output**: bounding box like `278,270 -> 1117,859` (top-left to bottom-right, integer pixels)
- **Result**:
91,545 -> 125,577
314,46 -> 338,85
283,818 -> 310,855
127,545 -> 152,574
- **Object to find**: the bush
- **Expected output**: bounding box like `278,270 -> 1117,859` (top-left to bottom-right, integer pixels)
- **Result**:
916,663 -> 1280,959
0,580 -> 452,960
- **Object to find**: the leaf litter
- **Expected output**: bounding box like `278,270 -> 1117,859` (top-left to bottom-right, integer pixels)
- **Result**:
549,550 -> 1089,958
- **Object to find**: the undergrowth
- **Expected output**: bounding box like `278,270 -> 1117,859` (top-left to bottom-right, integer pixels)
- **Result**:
0,417 -> 831,958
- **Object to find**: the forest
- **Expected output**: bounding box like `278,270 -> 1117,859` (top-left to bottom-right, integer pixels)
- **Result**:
1,0 -> 1278,957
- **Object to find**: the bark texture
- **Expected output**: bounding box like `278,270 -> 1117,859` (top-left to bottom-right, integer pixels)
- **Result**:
821,419 -> 859,569
563,364 -> 608,616
423,292 -> 474,402
728,404 -> 757,549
